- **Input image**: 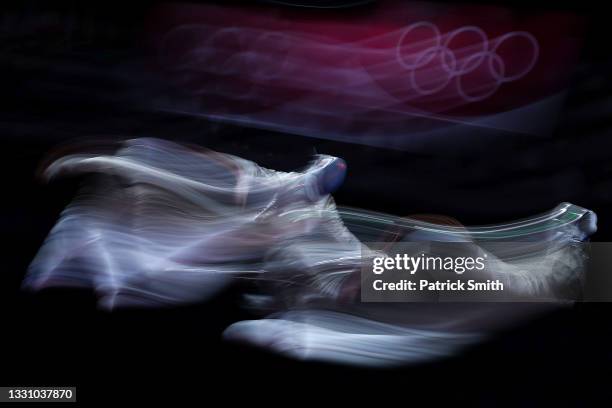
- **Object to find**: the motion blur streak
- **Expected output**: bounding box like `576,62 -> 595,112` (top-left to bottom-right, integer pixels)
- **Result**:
223,310 -> 481,366
27,138 -> 356,307
26,138 -> 597,366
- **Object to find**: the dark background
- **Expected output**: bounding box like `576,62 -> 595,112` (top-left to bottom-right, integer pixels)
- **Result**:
2,0 -> 612,404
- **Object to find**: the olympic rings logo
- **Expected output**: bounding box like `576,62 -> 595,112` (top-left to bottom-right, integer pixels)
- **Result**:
396,22 -> 539,102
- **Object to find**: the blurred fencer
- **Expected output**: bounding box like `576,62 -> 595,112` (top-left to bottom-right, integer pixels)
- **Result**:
26,138 -> 597,366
